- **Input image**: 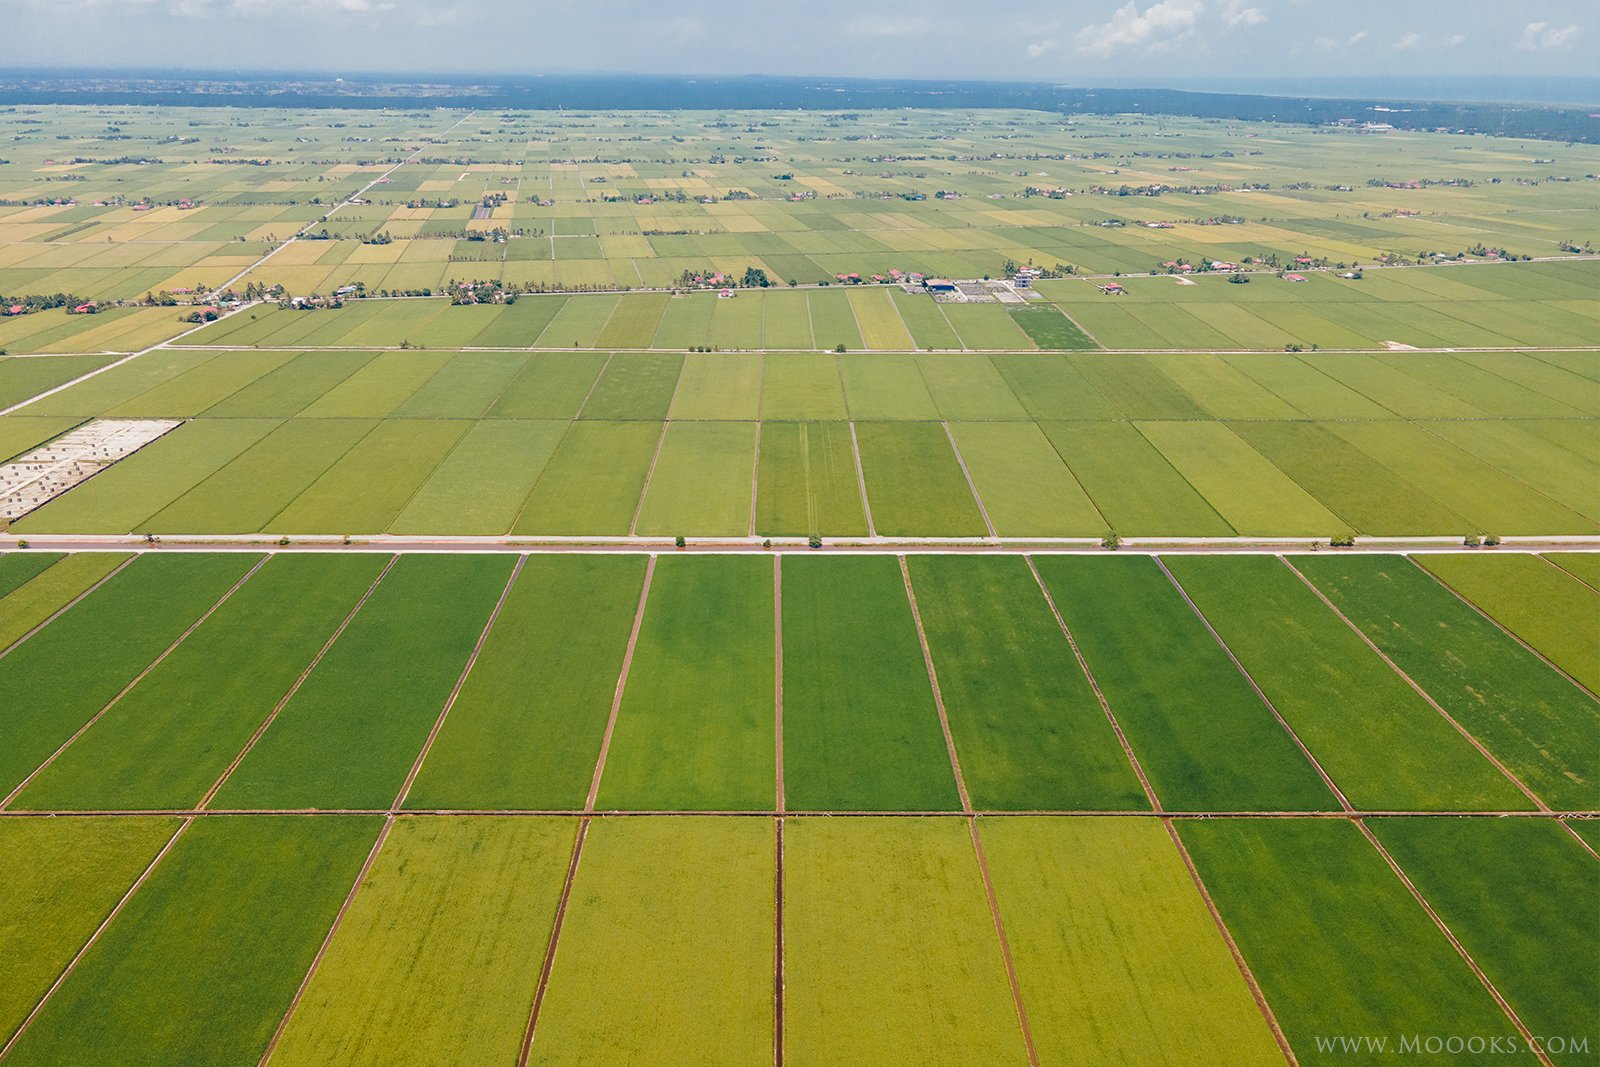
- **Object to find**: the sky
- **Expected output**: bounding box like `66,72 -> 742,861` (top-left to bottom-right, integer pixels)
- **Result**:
2,0 -> 1594,89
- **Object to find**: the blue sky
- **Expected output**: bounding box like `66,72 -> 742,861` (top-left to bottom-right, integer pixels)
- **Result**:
4,0 -> 1593,86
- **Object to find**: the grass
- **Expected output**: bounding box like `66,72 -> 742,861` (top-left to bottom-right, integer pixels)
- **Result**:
889,288 -> 960,349
1421,418 -> 1600,525
1165,555 -> 1532,811
267,816 -> 575,1067
1068,355 -> 1211,421
1178,818 -> 1542,1066
781,556 -> 958,810
22,349 -> 218,417
908,556 -> 1147,810
0,552 -> 129,650
940,302 -> 1033,350
578,352 -> 683,420
389,420 -> 568,535
753,421 -> 868,537
784,817 -> 1026,1065
212,555 -> 515,810
1297,555 -> 1600,811
599,556 -> 775,810
13,419 -> 282,535
265,420 -> 469,534
513,420 -> 661,536
534,294 -> 620,347
1032,555 -> 1336,812
3,815 -> 382,1067
405,556 -> 647,810
1368,817 -> 1598,1064
530,817 -> 773,1066
853,421 -> 987,537
14,555 -> 388,811
0,816 -> 181,1043
979,817 -> 1284,1066
1135,422 -> 1344,536
1417,555 -> 1600,695
633,421 -> 757,536
0,553 -> 259,798
1148,354 -> 1302,419
947,422 -> 1103,536
594,291 -> 668,348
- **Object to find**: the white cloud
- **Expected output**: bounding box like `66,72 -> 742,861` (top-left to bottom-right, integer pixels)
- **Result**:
1026,38 -> 1060,59
1393,32 -> 1422,50
1347,30 -> 1369,45
1223,0 -> 1267,27
1517,21 -> 1579,51
1075,0 -> 1206,58
1444,33 -> 1467,48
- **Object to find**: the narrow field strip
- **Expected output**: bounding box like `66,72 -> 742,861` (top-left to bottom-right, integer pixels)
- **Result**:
0,553 -> 135,661
941,422 -> 997,539
584,554 -> 657,810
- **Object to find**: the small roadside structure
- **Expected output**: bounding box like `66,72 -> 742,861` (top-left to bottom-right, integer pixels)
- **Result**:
924,278 -> 957,292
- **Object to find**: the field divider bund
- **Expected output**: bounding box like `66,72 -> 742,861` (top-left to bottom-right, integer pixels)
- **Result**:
1352,817 -> 1556,1067
773,555 -> 786,1065
773,555 -> 786,815
390,554 -> 527,812
749,354 -> 766,537
940,421 -> 997,540
0,553 -> 138,662
518,817 -> 589,1067
898,555 -> 1040,1067
1,554 -> 270,811
627,421 -> 672,537
197,554 -> 399,810
845,422 -> 876,537
0,817 -> 192,1059
1154,555 -> 1356,812
584,554 -> 657,810
1406,555 -> 1600,701
1024,555 -> 1163,811
256,815 -> 397,1067
1278,554 -> 1553,813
